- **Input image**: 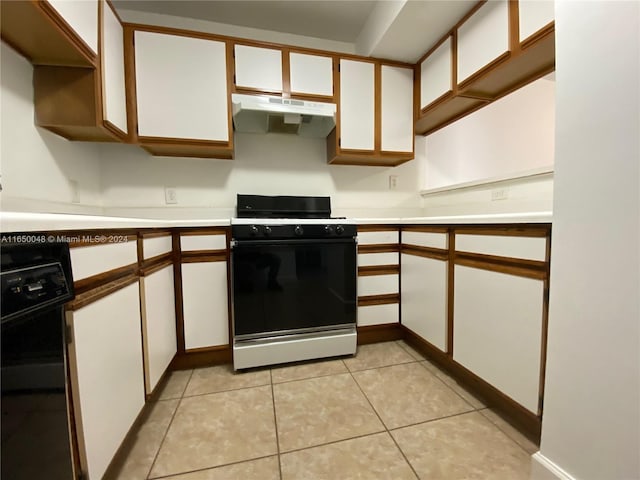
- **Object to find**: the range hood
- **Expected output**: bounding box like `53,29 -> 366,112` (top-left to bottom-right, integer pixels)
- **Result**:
231,93 -> 336,138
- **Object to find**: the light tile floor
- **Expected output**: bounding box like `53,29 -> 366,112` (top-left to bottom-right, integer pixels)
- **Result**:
112,341 -> 537,480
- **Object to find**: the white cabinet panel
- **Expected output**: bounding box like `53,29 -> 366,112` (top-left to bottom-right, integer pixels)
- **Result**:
455,234 -> 546,261
357,231 -> 399,245
358,274 -> 399,296
182,262 -> 228,350
358,252 -> 398,267
289,52 -> 333,96
135,32 -> 229,141
48,0 -> 98,54
234,44 -> 283,92
101,3 -> 127,133
358,303 -> 399,326
143,235 -> 172,260
180,234 -> 226,251
420,36 -> 452,109
67,283 -> 144,480
70,241 -> 137,281
339,59 -> 375,150
457,0 -> 509,83
141,266 -> 177,394
402,231 -> 448,249
454,266 -> 543,413
381,65 -> 413,153
401,254 -> 447,351
519,0 -> 554,42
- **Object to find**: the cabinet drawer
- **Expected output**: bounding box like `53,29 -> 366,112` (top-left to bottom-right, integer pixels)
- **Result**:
358,231 -> 399,245
358,252 -> 398,267
402,231 -> 447,249
358,303 -> 399,326
180,234 -> 226,251
455,234 -> 546,261
70,241 -> 137,281
143,235 -> 172,260
358,274 -> 399,296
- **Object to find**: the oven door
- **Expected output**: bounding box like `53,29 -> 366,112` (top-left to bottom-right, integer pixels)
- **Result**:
232,238 -> 356,340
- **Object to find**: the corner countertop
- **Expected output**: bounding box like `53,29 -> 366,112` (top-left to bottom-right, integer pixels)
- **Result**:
0,211 -> 552,233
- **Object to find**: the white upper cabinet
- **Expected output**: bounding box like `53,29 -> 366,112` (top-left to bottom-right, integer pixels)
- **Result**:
289,52 -> 333,96
519,0 -> 554,42
101,2 -> 127,134
234,44 -> 283,92
381,65 -> 413,153
47,0 -> 98,54
134,31 -> 229,141
339,59 -> 375,151
457,0 -> 509,83
420,36 -> 452,109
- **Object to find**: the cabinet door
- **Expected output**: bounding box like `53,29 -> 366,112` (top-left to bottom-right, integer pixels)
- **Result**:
47,0 -> 98,54
358,303 -> 399,326
289,52 -> 333,97
457,0 -> 509,83
234,44 -> 283,92
401,254 -> 448,351
141,266 -> 177,394
381,65 -> 413,153
134,31 -> 229,141
420,36 -> 453,110
453,266 -> 543,413
519,0 -> 554,42
67,283 -> 144,480
182,262 -> 228,350
101,2 -> 127,134
339,59 -> 375,151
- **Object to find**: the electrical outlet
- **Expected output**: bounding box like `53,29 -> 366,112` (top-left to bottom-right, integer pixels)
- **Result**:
165,187 -> 178,204
389,175 -> 398,190
491,188 -> 509,201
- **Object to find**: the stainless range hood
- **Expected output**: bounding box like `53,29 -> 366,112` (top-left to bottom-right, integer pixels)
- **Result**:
231,93 -> 336,138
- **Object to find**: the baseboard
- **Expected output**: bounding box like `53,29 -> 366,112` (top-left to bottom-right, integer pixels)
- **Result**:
357,323 -> 402,344
531,452 -> 576,480
401,325 -> 541,442
170,345 -> 232,369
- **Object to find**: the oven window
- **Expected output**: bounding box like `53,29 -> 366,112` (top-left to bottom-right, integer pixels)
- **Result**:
232,241 -> 356,338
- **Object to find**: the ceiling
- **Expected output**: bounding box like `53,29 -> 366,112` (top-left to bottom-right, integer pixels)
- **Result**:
112,0 -> 476,63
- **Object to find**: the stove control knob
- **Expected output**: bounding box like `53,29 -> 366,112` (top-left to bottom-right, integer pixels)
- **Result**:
263,226 -> 272,236
324,225 -> 334,235
249,225 -> 259,236
294,225 -> 304,236
335,225 -> 345,235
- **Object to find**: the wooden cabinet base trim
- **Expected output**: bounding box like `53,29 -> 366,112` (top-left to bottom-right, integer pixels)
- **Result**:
454,225 -> 550,237
357,323 -> 402,345
401,325 -> 541,442
458,51 -> 512,91
358,293 -> 400,306
74,263 -> 138,295
358,265 -> 399,276
358,244 -> 400,254
170,345 -> 232,369
454,253 -> 546,280
401,245 -> 448,261
140,144 -> 234,160
521,22 -> 554,51
68,274 -> 138,310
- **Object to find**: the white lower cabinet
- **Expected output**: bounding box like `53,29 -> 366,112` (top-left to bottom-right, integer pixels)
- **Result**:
358,303 -> 399,326
181,261 -> 229,350
140,266 -> 177,394
400,254 -> 448,351
66,283 -> 145,480
453,266 -> 544,413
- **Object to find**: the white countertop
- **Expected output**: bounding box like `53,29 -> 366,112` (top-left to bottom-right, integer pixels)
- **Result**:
0,211 -> 552,233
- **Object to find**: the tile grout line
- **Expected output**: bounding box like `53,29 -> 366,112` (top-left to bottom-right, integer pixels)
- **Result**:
146,454 -> 278,480
347,361 -> 421,480
269,369 -> 284,480
145,369 -> 195,480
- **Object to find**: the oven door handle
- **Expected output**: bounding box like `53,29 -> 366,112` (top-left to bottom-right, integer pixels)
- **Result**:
232,238 -> 356,247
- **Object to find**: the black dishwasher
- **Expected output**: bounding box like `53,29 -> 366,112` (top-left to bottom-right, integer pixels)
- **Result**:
1,241 -> 77,479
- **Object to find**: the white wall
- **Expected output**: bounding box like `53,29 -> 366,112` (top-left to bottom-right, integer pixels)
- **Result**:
0,43 -> 103,215
534,2 -> 639,480
99,133 -> 424,219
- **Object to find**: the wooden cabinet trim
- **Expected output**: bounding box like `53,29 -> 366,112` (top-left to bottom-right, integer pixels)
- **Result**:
521,21 -> 554,50
358,244 -> 400,254
357,225 -> 401,232
68,273 -> 138,310
454,252 -> 547,280
402,245 -> 448,261
453,226 -> 550,237
178,227 -> 229,236
358,293 -> 400,306
357,323 -> 402,345
139,254 -> 173,276
181,251 -> 227,263
358,265 -> 400,276
402,226 -> 449,234
74,263 -> 138,294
